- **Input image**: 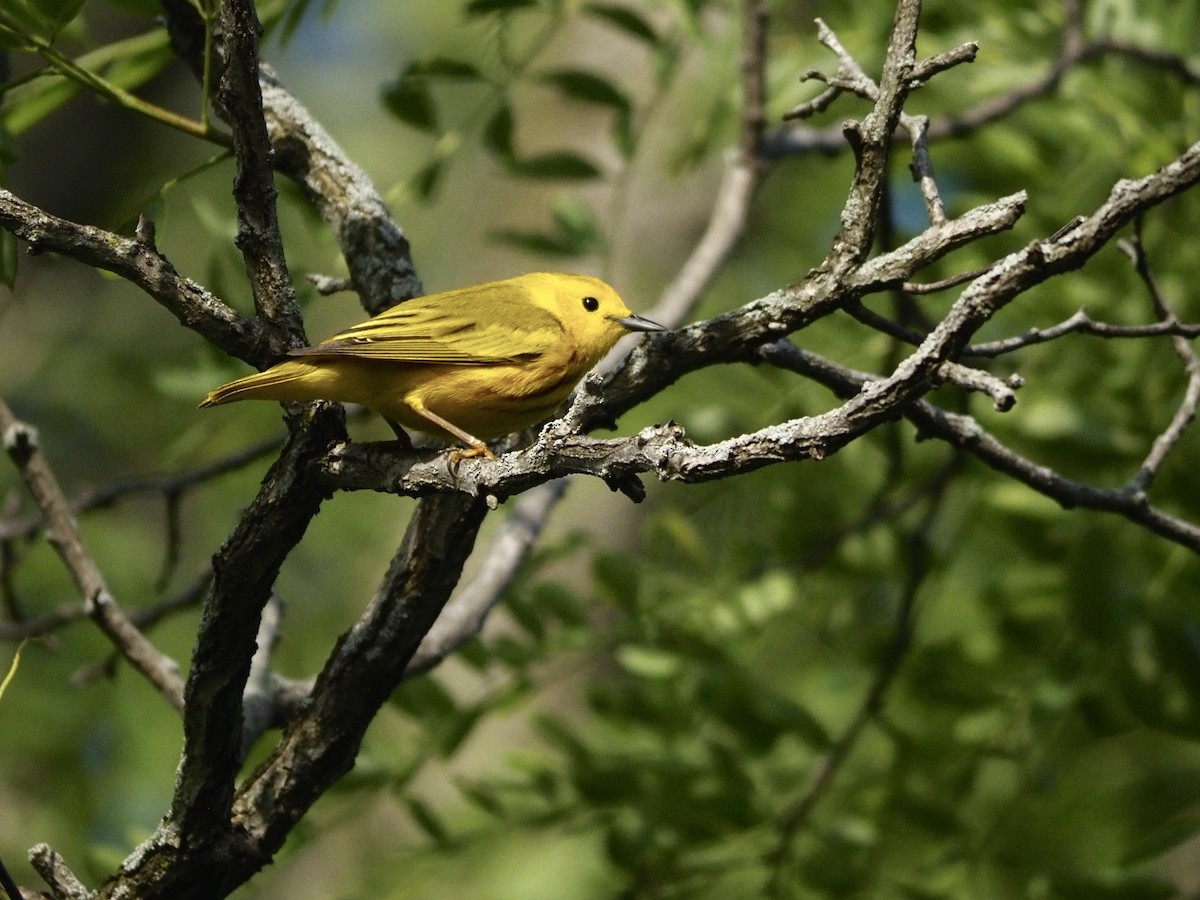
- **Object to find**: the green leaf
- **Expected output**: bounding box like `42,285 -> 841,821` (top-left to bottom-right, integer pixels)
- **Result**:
493,229 -> 579,256
505,589 -> 548,642
465,0 -> 537,17
410,159 -> 444,200
615,644 -> 682,679
381,68 -> 438,132
612,109 -> 636,158
455,778 -> 507,817
390,675 -> 458,719
26,0 -> 89,38
1,30 -> 173,136
584,3 -> 659,44
435,705 -> 485,758
415,57 -> 483,80
1121,808 -> 1200,865
512,152 -> 601,180
483,103 -> 515,160
531,581 -> 587,627
540,69 -> 631,113
492,196 -> 605,257
593,552 -> 640,610
405,796 -> 454,846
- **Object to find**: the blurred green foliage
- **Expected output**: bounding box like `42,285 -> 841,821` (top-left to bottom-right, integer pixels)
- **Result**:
2,0 -> 1200,898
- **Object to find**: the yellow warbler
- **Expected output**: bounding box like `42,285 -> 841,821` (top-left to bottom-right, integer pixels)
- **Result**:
200,272 -> 663,457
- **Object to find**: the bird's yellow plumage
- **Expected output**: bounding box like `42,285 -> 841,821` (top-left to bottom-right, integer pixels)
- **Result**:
199,272 -> 663,457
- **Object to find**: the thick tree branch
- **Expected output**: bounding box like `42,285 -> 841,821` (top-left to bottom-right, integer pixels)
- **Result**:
216,0 -> 304,354
160,0 -> 345,875
260,68 -> 423,315
314,138 -> 1200,508
0,190 -> 266,364
229,494 -> 488,868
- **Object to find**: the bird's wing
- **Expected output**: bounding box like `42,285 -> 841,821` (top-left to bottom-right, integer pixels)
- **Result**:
289,293 -> 563,365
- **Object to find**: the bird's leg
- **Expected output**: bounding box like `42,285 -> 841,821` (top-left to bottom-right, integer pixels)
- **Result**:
406,398 -> 494,460
384,417 -> 415,450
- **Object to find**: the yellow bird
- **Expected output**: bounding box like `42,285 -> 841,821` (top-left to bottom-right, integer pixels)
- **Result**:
200,272 -> 664,457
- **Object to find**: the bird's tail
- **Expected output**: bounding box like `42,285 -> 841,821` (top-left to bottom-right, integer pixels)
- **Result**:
198,364 -> 309,409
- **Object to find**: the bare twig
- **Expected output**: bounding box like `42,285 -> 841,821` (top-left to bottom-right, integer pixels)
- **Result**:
0,436 -> 282,543
0,190 -> 267,366
0,566 -> 210,644
0,400 -> 184,712
769,0 -> 1198,156
903,263 -> 996,295
406,481 -> 567,676
906,114 -> 945,225
28,844 -> 87,900
1120,222 -> 1200,495
936,360 -> 1022,411
967,309 -> 1200,357
758,341 -> 1200,554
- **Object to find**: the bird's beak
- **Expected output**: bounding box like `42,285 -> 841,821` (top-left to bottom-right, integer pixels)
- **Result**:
614,313 -> 666,333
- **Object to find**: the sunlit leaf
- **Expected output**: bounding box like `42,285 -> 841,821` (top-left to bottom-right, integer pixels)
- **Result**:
0,641 -> 25,704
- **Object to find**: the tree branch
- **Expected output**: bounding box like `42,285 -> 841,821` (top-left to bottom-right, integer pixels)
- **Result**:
0,190 -> 267,365
0,400 -> 184,712
758,342 -> 1200,555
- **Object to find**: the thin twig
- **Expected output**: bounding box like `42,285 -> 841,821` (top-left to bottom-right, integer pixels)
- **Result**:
769,0 -> 1198,156
0,435 -> 282,542
0,189 -> 268,366
28,844 -> 88,900
903,263 -> 996,294
936,360 -> 1022,411
757,341 -> 1200,554
967,309 -> 1200,357
0,7 -> 230,146
0,399 -> 185,712
1120,221 -> 1200,495
0,566 -> 211,643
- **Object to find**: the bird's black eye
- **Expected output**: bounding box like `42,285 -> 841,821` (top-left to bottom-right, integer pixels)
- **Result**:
581,296 -> 600,312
